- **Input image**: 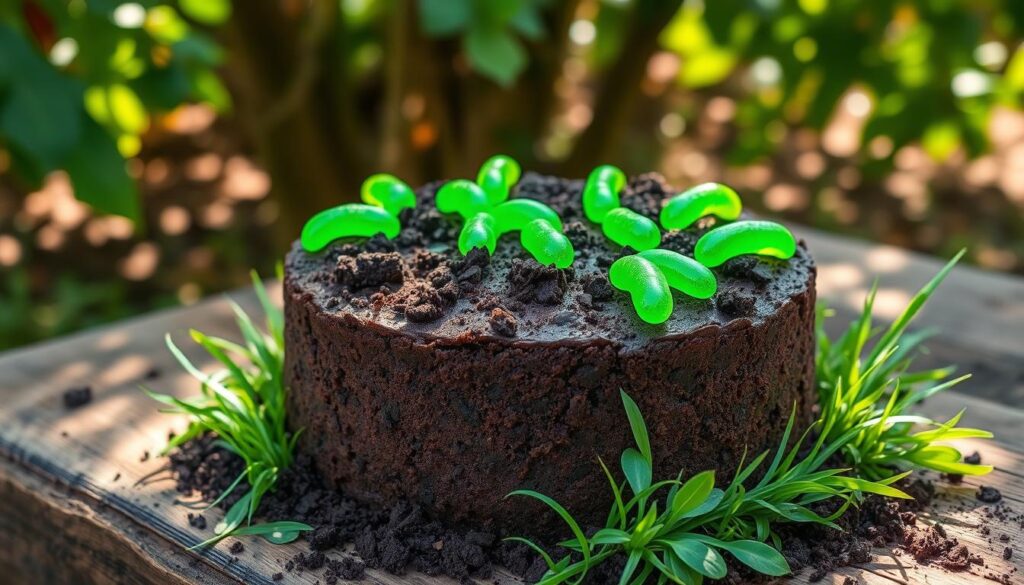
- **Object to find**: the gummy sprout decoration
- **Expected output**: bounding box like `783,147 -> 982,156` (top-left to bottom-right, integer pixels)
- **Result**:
301,204 -> 400,253
609,255 -> 673,325
492,199 -> 564,233
436,180 -> 491,219
660,182 -> 742,231
436,155 -> 574,268
694,220 -> 796,267
301,173 -> 413,252
637,249 -> 717,299
476,155 -> 521,206
583,165 -> 626,223
458,213 -> 498,255
602,207 -> 661,251
361,173 -> 417,216
521,219 -> 574,269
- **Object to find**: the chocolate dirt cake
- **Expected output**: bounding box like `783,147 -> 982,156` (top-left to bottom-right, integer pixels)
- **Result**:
283,170 -> 817,535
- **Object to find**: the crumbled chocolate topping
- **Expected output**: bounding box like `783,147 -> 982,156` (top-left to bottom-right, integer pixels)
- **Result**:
336,252 -> 404,289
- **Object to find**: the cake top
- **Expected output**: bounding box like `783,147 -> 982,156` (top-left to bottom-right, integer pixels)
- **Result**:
286,168 -> 815,350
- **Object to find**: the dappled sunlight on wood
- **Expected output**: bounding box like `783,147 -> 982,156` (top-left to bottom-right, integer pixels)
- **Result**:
815,262 -> 865,296
865,247 -> 910,274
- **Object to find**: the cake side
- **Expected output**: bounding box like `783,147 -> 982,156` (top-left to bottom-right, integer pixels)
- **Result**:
283,173 -> 817,535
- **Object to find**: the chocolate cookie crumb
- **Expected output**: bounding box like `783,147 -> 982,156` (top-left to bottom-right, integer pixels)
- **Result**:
507,259 -> 570,305
336,252 -> 404,290
1003,547 -> 1013,560
489,308 -> 517,337
977,486 -> 1002,503
62,386 -> 92,409
187,513 -> 207,530
716,288 -> 756,317
229,541 -> 244,555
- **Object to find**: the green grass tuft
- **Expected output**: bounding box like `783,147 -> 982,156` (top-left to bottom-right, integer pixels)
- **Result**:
508,250 -> 992,584
816,249 -> 993,480
146,267 -> 311,548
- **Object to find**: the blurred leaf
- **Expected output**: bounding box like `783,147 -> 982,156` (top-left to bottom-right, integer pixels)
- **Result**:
922,120 -> 960,161
1006,45 -> 1024,92
190,68 -> 232,112
662,7 -> 738,88
464,26 -> 526,87
108,83 -> 149,134
146,5 -> 190,43
179,0 -> 232,26
418,0 -> 472,36
133,62 -> 192,109
64,117 -> 141,221
509,3 -> 545,40
0,26 -> 82,170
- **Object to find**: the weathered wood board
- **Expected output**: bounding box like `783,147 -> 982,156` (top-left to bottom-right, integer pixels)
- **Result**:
1,233 -> 1022,584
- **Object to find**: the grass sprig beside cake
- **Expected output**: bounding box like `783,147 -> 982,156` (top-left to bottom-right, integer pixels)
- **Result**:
816,250 -> 993,480
509,252 -> 993,585
146,268 -> 311,549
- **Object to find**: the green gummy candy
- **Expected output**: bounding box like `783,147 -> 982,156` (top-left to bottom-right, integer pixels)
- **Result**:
436,180 -> 491,219
521,218 -> 574,269
476,155 -> 521,205
609,255 -> 673,324
491,199 -> 563,234
601,207 -> 661,251
637,249 -> 717,299
458,213 -> 498,255
694,220 -> 797,267
660,182 -> 742,230
360,173 -> 416,216
301,204 -> 400,252
583,165 -> 625,223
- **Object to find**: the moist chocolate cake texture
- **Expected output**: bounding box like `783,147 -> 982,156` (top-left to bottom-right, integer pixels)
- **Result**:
283,172 -> 817,535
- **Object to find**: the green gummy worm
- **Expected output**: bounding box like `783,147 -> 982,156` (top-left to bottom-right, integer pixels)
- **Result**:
583,165 -> 626,223
360,173 -> 416,216
458,213 -> 498,255
660,182 -> 742,230
301,204 -> 400,252
694,220 -> 797,267
520,218 -> 574,269
491,199 -> 563,234
476,154 -> 521,205
637,249 -> 717,299
609,255 -> 673,325
436,180 -> 491,219
601,207 -> 661,251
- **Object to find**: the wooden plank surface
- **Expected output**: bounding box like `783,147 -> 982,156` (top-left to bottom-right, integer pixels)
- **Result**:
0,232 -> 1022,585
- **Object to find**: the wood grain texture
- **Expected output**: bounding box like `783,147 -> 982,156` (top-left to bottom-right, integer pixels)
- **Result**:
0,232 -> 1022,584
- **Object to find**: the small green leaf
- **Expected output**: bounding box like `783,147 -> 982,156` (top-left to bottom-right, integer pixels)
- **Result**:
699,538 -> 790,577
670,470 -> 714,521
619,390 -> 652,463
190,68 -> 232,112
146,6 -> 191,43
179,0 -> 232,25
680,488 -> 724,519
230,521 -> 313,544
591,527 -> 631,545
464,26 -> 526,87
418,0 -> 471,36
620,448 -> 652,496
667,539 -> 727,579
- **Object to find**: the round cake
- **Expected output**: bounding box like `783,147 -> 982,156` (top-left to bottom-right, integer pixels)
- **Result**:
283,172 -> 817,535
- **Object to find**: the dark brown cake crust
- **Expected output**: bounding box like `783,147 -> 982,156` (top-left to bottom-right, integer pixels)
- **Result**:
284,173 -> 817,535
